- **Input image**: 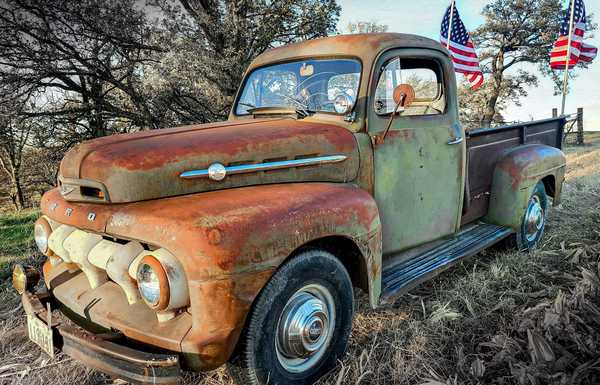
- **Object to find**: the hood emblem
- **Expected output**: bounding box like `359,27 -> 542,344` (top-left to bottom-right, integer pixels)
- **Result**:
208,163 -> 227,181
60,184 -> 76,196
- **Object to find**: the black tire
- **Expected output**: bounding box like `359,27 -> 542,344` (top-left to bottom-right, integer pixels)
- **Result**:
516,181 -> 548,251
227,249 -> 354,385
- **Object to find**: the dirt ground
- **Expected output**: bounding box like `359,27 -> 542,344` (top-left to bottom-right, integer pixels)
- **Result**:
1,133 -> 599,385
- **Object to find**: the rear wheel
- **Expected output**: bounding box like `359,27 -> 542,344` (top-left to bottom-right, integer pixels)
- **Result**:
227,249 -> 354,385
516,181 -> 548,251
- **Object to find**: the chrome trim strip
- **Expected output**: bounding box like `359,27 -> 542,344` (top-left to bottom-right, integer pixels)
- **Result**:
180,155 -> 348,180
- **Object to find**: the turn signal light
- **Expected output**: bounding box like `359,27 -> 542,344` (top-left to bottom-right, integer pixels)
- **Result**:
12,264 -> 40,294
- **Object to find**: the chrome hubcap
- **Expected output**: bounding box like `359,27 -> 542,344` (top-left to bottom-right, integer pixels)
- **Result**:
276,284 -> 335,373
525,195 -> 544,243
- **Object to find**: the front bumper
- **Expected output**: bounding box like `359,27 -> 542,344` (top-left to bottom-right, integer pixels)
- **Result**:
21,288 -> 181,385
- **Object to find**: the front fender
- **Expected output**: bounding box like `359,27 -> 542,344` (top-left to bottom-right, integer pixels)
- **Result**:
132,183 -> 381,369
43,183 -> 381,369
485,144 -> 566,230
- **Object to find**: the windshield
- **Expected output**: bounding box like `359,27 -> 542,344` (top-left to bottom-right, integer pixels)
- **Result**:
235,59 -> 361,115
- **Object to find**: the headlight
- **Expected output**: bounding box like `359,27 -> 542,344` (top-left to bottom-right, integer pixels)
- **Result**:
34,218 -> 53,256
136,255 -> 170,310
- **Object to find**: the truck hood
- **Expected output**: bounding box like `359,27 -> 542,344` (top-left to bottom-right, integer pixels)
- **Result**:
58,118 -> 360,203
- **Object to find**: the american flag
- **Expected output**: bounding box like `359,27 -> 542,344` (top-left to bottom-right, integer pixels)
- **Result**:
550,0 -> 597,70
440,3 -> 484,90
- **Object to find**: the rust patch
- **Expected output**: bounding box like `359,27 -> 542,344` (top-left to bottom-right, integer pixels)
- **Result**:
79,120 -> 357,172
385,129 -> 416,142
497,145 -> 551,190
206,229 -> 222,246
58,119 -> 361,204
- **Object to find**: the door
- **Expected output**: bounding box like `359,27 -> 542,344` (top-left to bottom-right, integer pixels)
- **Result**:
369,49 -> 465,255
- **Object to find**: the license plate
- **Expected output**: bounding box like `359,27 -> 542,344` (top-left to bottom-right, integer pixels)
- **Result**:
27,315 -> 54,358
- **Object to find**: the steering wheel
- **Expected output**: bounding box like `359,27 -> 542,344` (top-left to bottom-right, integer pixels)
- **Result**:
301,91 -> 335,111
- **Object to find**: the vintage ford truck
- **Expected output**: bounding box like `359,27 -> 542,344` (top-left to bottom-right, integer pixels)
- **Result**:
13,33 -> 566,385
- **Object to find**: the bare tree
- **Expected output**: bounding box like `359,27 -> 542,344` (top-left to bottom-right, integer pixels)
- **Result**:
0,101 -> 34,210
458,71 -> 535,129
0,0 -> 162,137
145,0 -> 341,125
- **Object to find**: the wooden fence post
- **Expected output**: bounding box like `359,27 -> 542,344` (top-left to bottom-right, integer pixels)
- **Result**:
577,107 -> 584,146
552,108 -> 558,118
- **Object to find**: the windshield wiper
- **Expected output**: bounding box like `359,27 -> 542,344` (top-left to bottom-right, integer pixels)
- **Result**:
274,94 -> 313,119
295,107 -> 315,119
239,102 -> 256,109
244,96 -> 314,119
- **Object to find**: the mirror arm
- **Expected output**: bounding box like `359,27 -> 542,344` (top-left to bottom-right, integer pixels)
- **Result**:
371,99 -> 403,146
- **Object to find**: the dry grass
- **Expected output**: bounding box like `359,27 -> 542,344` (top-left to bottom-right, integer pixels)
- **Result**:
1,135 -> 599,385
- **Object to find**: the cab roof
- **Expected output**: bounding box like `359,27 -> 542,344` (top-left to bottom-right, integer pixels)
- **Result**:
248,33 -> 449,71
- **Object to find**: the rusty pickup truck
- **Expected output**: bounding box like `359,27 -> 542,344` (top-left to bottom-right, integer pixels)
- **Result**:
13,33 -> 566,385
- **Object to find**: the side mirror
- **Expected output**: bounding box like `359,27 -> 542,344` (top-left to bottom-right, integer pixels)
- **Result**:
392,84 -> 415,112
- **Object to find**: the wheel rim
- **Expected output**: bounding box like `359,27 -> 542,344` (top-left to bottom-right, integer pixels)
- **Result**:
525,195 -> 545,243
275,283 -> 336,373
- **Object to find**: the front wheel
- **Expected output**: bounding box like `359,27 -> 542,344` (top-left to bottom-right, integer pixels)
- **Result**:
516,181 -> 548,251
227,249 -> 354,385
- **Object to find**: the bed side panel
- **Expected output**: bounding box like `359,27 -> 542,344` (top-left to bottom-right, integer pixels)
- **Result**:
462,118 -> 565,224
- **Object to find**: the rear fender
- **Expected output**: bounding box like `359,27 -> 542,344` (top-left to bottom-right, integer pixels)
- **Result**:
485,145 -> 566,230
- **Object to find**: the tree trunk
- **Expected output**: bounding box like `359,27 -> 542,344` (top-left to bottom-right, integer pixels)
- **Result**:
481,50 -> 505,128
482,90 -> 501,128
90,77 -> 107,137
9,170 -> 25,211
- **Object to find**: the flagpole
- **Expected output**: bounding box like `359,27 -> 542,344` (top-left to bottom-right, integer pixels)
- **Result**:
561,0 -> 577,115
447,0 -> 456,49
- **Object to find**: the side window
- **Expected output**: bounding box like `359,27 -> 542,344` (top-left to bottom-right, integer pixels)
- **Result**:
374,58 -> 445,116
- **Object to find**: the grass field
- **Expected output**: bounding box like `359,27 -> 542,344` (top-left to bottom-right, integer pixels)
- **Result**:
0,134 -> 599,385
0,210 -> 39,281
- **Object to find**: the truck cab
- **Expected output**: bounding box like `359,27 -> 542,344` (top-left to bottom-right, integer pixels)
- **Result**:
15,33 -> 566,385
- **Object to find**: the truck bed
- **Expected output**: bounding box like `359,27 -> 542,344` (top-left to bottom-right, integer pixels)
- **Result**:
461,117 -> 566,224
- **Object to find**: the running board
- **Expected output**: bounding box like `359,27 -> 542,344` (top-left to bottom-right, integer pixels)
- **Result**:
381,223 -> 513,303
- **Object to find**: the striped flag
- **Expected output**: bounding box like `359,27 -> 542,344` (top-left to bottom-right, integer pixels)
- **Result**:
580,43 -> 598,63
550,0 -> 597,70
440,3 -> 484,90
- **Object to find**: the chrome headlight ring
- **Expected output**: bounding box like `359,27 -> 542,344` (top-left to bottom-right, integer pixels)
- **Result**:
34,218 -> 54,256
136,255 -> 170,310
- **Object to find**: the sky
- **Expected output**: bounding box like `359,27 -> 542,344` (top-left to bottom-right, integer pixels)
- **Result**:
337,0 -> 600,129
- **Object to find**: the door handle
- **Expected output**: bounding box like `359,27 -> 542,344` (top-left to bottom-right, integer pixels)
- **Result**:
448,123 -> 464,145
448,137 -> 464,145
